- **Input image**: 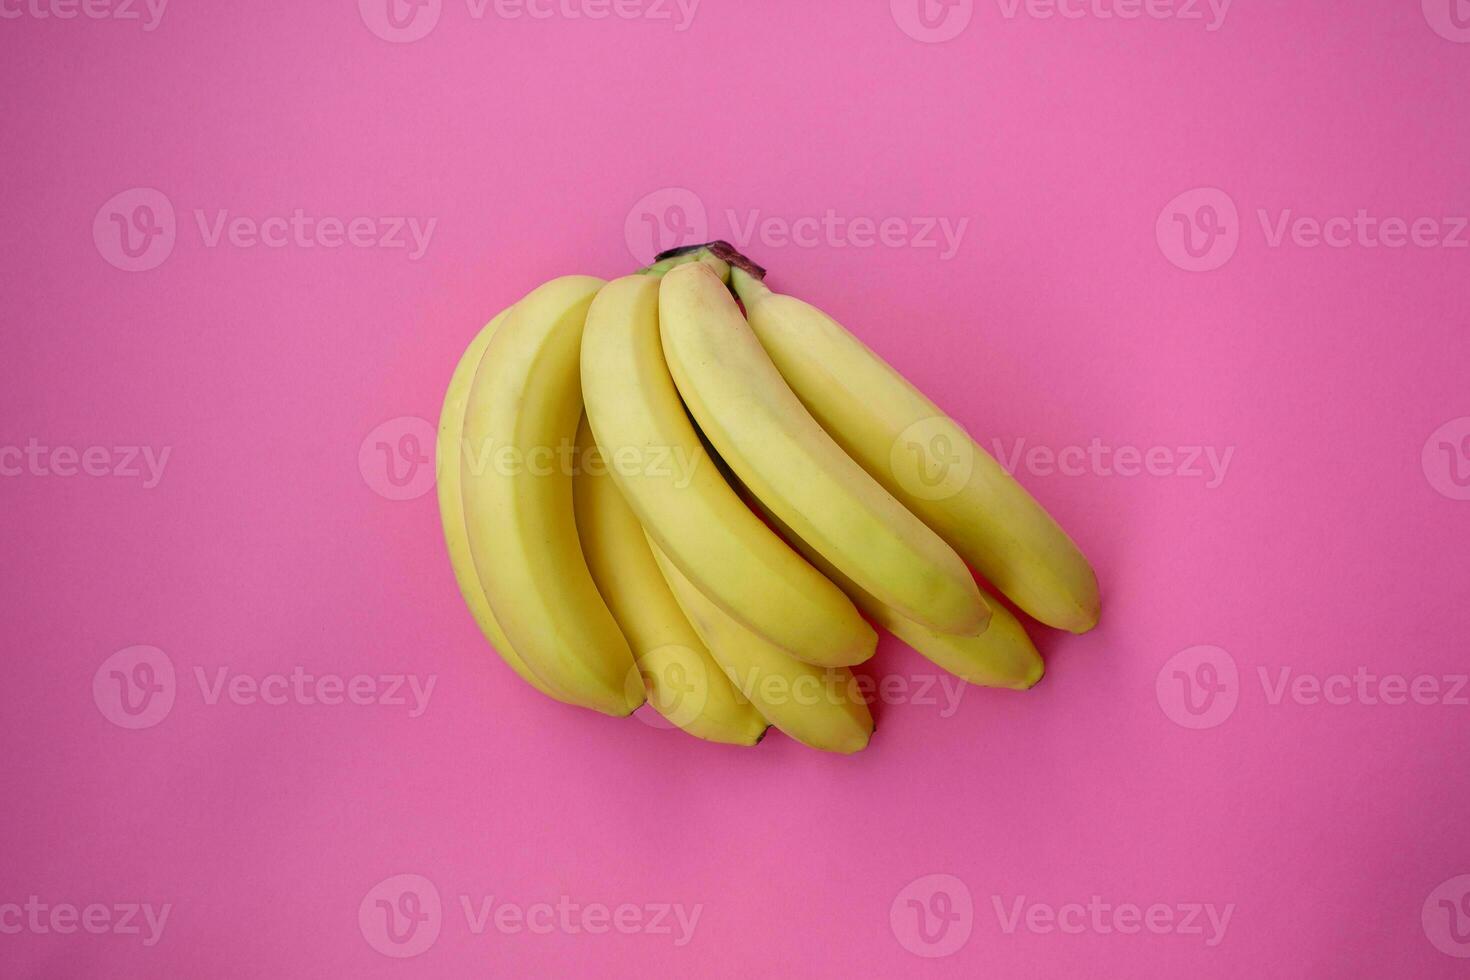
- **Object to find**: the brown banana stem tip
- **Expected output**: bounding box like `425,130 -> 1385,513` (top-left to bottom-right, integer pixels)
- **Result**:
654,240 -> 767,281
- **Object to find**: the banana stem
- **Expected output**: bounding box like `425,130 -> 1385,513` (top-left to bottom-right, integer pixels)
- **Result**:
638,246 -> 731,285
648,240 -> 766,283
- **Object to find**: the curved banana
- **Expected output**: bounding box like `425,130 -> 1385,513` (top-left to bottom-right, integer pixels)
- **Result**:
573,416 -> 768,745
660,261 -> 989,637
580,272 -> 876,668
649,539 -> 873,755
753,496 -> 1043,690
437,304 -> 573,704
732,268 -> 1099,634
461,275 -> 642,716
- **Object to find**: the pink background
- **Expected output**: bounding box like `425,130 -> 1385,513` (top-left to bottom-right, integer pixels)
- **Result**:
3,1 -> 1468,976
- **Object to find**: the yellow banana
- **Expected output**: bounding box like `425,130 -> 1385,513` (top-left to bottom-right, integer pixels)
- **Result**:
572,416 -> 768,745
660,261 -> 990,636
732,268 -> 1099,634
436,304 -> 573,704
461,275 -> 642,716
753,495 -> 1043,690
579,272 -> 876,668
649,540 -> 873,755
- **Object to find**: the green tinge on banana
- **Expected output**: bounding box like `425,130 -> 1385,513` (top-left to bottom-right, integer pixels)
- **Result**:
436,305 -> 575,705
573,416 -> 769,746
659,262 -> 991,637
461,275 -> 643,717
649,539 -> 873,755
731,266 -> 1099,635
580,273 -> 877,669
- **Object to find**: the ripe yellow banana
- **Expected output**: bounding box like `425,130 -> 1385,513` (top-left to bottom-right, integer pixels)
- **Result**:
572,416 -> 768,745
659,261 -> 990,637
437,305 -> 574,704
579,272 -> 876,668
752,495 -> 1043,690
649,539 -> 873,755
732,268 -> 1100,634
461,275 -> 642,716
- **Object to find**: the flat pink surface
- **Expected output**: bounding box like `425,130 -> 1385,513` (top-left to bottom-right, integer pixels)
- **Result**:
3,2 -> 1468,976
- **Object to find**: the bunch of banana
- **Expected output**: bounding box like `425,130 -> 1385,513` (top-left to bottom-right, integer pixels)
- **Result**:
438,242 -> 1098,753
